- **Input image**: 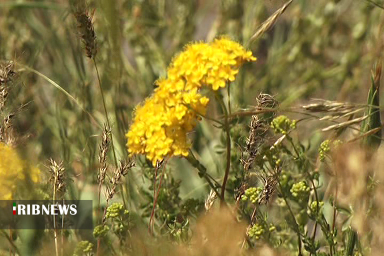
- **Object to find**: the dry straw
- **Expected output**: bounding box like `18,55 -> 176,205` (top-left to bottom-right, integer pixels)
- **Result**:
248,0 -> 293,43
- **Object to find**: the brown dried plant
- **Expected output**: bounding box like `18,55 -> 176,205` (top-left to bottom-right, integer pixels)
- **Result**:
329,145 -> 384,255
98,124 -> 110,201
0,61 -> 16,145
242,93 -> 278,172
48,159 -> 66,199
73,3 -> 97,59
248,0 -> 293,43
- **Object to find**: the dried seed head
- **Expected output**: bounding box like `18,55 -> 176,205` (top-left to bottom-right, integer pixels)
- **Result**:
302,100 -> 355,114
0,62 -> 16,145
106,159 -> 134,202
74,6 -> 97,59
0,61 -> 15,86
249,0 -> 293,42
241,94 -> 278,171
257,167 -> 281,205
0,114 -> 15,144
98,124 -> 110,185
0,61 -> 15,112
256,93 -> 279,110
48,159 -> 66,198
205,189 -> 217,212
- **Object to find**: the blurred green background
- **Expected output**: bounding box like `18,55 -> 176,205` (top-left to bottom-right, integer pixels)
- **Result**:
1,0 -> 383,207
0,0 -> 384,253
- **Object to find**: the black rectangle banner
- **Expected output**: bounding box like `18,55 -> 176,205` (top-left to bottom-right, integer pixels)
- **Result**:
0,200 -> 93,229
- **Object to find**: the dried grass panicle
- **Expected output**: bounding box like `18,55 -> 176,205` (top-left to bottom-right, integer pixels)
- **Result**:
258,166 -> 281,205
0,61 -> 15,110
73,4 -> 97,59
243,116 -> 268,171
48,159 -> 66,197
256,93 -> 279,111
0,114 -> 15,144
249,0 -> 293,42
302,100 -> 356,114
204,189 -> 217,212
242,93 -> 278,171
98,124 -> 110,185
302,100 -> 369,132
302,100 -> 361,121
0,61 -> 16,144
0,61 -> 15,85
106,159 -> 134,202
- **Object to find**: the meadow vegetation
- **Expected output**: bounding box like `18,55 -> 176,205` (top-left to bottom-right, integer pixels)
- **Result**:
1,0 -> 384,255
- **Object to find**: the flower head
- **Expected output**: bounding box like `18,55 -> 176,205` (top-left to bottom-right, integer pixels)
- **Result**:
0,142 -> 40,200
126,37 -> 256,165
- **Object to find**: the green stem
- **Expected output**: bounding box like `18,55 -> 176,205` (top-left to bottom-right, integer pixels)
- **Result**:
287,134 -> 300,158
53,174 -> 59,256
1,230 -> 21,256
93,58 -> 118,167
215,93 -> 231,204
185,153 -> 221,200
278,181 -> 303,256
288,132 -> 319,248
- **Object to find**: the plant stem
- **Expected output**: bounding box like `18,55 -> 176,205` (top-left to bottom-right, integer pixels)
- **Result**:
93,58 -> 118,167
287,135 -> 300,158
149,165 -> 165,234
215,93 -> 231,204
185,153 -> 221,200
1,230 -> 20,256
278,181 -> 303,256
53,175 -> 59,256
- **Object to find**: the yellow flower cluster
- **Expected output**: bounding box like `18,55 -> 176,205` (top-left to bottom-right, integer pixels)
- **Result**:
126,38 -> 256,165
0,142 -> 40,200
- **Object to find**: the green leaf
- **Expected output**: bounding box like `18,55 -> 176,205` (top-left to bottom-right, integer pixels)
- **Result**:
361,61 -> 382,152
344,227 -> 357,256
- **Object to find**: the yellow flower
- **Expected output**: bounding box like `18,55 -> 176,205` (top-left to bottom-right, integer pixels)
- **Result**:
126,37 -> 256,165
167,37 -> 256,91
0,142 -> 41,200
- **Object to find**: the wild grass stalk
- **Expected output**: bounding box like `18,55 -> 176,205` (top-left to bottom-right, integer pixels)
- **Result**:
72,1 -> 118,168
48,159 -> 66,256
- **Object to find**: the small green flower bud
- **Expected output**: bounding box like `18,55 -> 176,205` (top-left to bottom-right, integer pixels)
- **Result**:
93,225 -> 109,238
290,181 -> 310,205
73,241 -> 93,256
248,223 -> 264,240
244,187 -> 263,204
271,115 -> 297,134
319,139 -> 342,161
105,203 -> 128,219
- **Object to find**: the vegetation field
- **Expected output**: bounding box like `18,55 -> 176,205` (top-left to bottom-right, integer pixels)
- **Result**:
1,0 -> 384,255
